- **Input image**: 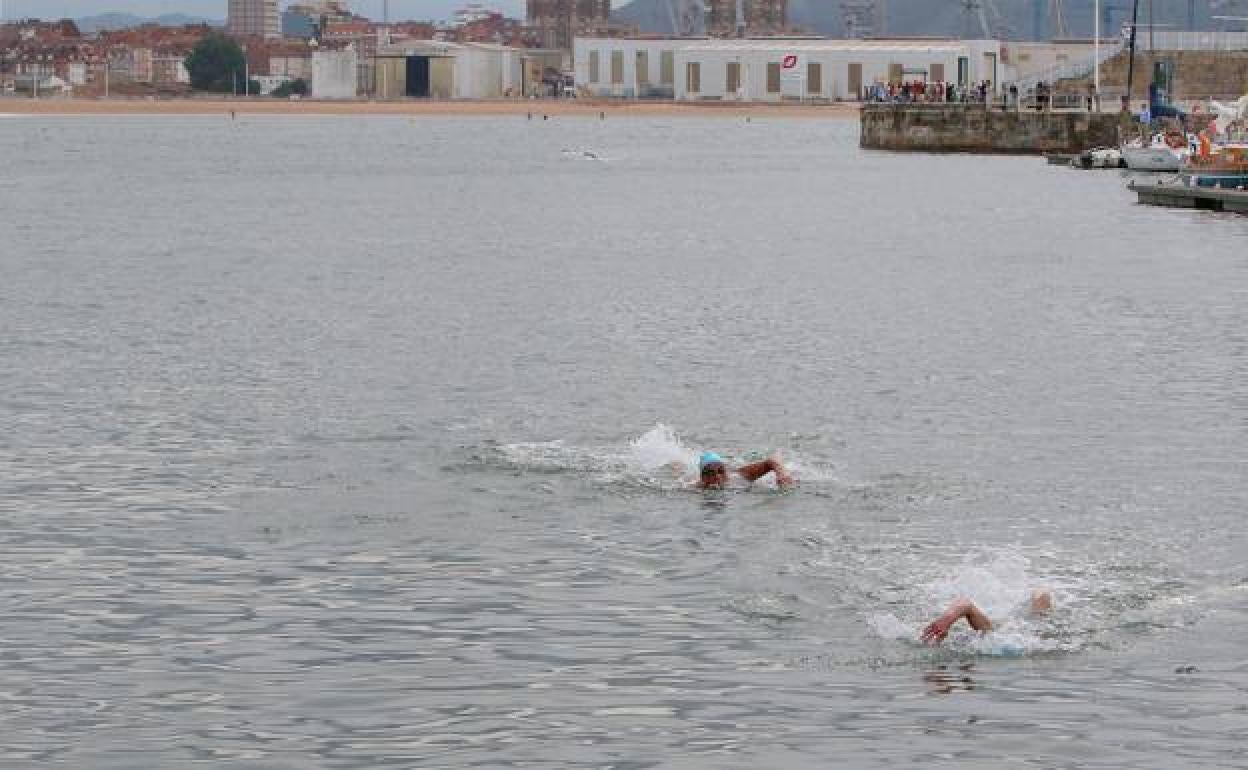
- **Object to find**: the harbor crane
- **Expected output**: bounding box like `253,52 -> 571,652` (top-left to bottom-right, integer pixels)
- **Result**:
961,0 -> 1012,39
1049,0 -> 1069,37
664,0 -> 704,36
1100,1 -> 1131,35
1212,0 -> 1248,29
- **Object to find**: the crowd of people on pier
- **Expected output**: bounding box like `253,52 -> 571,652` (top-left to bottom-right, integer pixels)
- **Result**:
864,79 -> 998,104
865,78 -> 1100,113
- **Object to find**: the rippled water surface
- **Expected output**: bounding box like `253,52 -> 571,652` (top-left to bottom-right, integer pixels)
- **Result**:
3,114 -> 1248,768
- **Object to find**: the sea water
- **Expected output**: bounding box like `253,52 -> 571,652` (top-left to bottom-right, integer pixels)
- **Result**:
2,115 -> 1247,768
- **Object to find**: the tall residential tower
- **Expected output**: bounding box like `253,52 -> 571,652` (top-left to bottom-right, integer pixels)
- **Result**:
227,0 -> 280,39
526,0 -> 611,50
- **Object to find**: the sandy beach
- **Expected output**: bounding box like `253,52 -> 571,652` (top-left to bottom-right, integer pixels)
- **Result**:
0,96 -> 861,118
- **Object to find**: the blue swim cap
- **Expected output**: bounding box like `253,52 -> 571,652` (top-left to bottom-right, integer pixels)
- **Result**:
699,451 -> 724,470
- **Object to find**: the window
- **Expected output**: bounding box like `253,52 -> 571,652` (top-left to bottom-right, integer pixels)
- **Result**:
611,50 -> 623,85
766,61 -> 781,93
686,61 -> 700,93
930,63 -> 944,82
848,62 -> 863,98
726,61 -> 740,92
589,51 -> 599,83
660,51 -> 674,85
807,62 -> 822,95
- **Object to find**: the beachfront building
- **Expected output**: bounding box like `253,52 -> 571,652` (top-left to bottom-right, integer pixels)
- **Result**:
372,40 -> 562,99
311,47 -> 358,98
574,37 -> 1007,102
574,38 -> 680,99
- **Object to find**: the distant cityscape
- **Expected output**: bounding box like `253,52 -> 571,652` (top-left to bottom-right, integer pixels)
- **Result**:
2,0 -> 1246,101
0,1 -> 585,98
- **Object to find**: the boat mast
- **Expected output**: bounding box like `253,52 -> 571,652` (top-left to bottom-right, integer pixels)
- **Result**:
1125,0 -> 1140,111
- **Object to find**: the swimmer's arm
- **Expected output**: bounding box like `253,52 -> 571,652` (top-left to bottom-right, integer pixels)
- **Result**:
920,598 -> 993,645
736,456 -> 795,488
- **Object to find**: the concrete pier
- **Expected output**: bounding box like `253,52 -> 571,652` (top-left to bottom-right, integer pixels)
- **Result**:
1129,180 -> 1248,214
860,104 -> 1122,155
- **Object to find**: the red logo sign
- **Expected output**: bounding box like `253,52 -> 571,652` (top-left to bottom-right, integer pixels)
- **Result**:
782,55 -> 798,69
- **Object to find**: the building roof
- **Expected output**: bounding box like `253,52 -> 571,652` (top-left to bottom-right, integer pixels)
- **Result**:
680,38 -> 972,53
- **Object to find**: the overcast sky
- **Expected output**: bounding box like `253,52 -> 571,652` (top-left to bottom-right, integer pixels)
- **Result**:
3,1 -> 628,24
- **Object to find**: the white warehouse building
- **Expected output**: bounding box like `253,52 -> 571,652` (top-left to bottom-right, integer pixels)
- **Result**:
374,41 -> 528,100
311,47 -> 360,99
574,37 -> 1007,102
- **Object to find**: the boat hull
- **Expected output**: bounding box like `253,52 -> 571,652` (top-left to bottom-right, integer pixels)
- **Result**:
1121,145 -> 1184,172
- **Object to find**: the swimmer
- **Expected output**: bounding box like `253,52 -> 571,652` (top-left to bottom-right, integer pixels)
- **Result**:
695,451 -> 795,490
920,589 -> 1052,645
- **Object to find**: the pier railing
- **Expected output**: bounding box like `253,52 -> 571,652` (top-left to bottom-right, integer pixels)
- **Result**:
1008,38 -> 1126,95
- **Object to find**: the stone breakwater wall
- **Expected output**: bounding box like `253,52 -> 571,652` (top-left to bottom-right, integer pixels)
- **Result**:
860,104 -> 1123,154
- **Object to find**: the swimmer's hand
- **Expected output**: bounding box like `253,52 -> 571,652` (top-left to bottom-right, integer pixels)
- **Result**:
920,600 -> 968,645
773,463 -> 795,489
920,598 -> 993,645
920,617 -> 954,646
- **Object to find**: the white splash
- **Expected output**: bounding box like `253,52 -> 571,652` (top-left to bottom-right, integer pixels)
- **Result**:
496,423 -> 824,490
626,423 -> 699,474
870,549 -> 1069,657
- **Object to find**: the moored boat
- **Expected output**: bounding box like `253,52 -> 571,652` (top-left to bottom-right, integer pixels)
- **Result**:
1072,147 -> 1125,170
1181,144 -> 1248,189
1121,132 -> 1191,173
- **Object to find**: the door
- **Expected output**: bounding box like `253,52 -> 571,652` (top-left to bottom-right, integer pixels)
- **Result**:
636,51 -> 649,85
660,51 -> 674,85
685,61 -> 700,94
848,62 -> 862,99
930,62 -> 945,83
430,57 -> 454,99
726,61 -> 740,93
957,56 -> 969,88
807,62 -> 822,96
406,56 -> 430,98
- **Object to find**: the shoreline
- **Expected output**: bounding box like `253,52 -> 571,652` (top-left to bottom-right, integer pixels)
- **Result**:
0,96 -> 861,119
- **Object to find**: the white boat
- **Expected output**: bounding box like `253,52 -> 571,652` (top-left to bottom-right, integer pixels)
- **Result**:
1121,132 -> 1191,172
1072,147 -> 1124,169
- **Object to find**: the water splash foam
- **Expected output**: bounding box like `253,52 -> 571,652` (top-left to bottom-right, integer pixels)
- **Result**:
869,549 -> 1070,657
493,423 -> 826,488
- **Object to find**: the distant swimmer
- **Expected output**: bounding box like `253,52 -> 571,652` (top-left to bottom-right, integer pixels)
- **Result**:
920,589 -> 1052,646
694,451 -> 795,490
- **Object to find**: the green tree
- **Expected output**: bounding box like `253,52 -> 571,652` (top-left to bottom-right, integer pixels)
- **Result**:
185,32 -> 247,93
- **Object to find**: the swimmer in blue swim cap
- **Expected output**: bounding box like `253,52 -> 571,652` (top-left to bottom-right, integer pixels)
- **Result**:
696,450 -> 794,490
920,590 -> 1053,646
